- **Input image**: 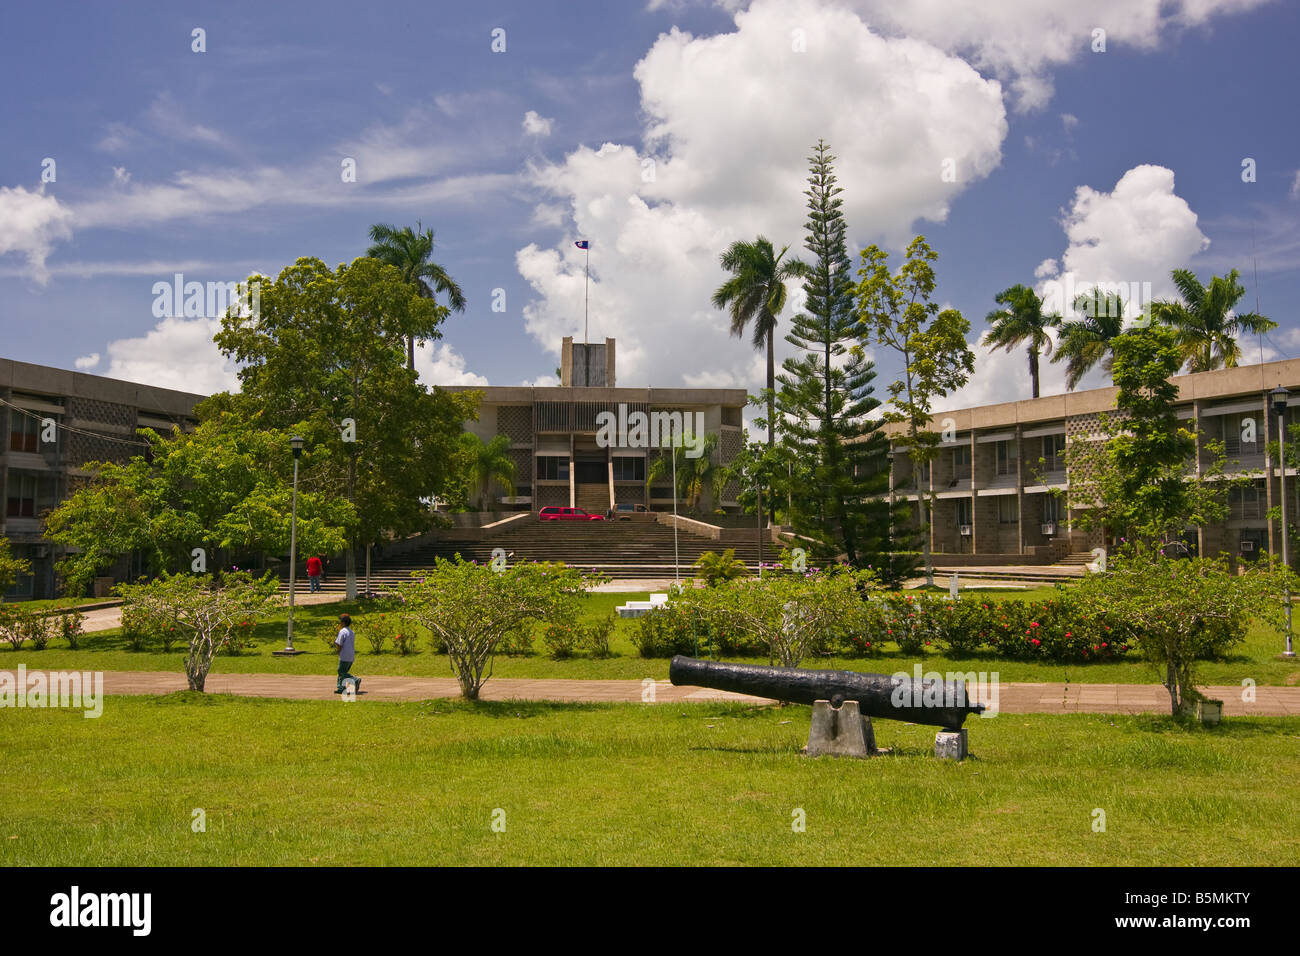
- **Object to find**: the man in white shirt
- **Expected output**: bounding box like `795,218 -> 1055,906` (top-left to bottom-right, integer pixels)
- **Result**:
333,613 -> 360,694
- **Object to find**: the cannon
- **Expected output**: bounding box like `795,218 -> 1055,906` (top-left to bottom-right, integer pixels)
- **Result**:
669,656 -> 985,758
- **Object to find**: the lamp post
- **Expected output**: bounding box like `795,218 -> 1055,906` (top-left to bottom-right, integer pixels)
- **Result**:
1272,386 -> 1296,657
671,439 -> 680,588
276,435 -> 306,656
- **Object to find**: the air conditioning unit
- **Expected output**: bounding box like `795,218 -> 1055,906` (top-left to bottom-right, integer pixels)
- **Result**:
1041,523 -> 1057,536
1240,540 -> 1255,552
959,525 -> 972,536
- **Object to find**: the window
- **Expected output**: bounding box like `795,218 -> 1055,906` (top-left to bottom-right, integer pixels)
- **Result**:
952,446 -> 971,481
1042,495 -> 1061,524
995,439 -> 1018,476
536,456 -> 570,481
1041,434 -> 1065,472
1229,483 -> 1262,520
612,457 -> 645,481
9,414 -> 38,453
6,474 -> 37,518
998,496 -> 1019,524
955,497 -> 972,527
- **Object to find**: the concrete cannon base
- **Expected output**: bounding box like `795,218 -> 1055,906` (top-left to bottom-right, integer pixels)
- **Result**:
805,699 -> 877,758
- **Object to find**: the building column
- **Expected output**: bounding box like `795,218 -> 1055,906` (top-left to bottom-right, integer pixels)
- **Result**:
1264,392 -> 1276,559
568,433 -> 575,508
1015,425 -> 1025,556
606,446 -> 614,511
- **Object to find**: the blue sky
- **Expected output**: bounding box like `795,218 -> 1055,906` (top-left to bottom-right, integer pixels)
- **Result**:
1,0 -> 1297,417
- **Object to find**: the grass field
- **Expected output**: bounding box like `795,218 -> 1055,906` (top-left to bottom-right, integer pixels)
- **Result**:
2,694 -> 1297,866
9,589 -> 1299,687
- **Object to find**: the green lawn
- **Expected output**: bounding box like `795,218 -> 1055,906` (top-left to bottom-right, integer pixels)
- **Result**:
9,588 -> 1299,687
2,694 -> 1297,865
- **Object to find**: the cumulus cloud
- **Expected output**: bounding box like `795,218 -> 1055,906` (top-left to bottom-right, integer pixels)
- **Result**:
516,0 -> 1006,390
413,341 -> 489,387
73,353 -> 101,370
522,110 -> 554,137
1043,164 -> 1209,318
0,185 -> 75,283
101,317 -> 240,394
947,164 -> 1210,407
846,0 -> 1271,111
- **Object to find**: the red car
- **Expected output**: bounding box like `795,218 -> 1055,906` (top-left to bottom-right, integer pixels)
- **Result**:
539,507 -> 605,521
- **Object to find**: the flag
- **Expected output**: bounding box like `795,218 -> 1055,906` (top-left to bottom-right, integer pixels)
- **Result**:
574,240 -> 589,250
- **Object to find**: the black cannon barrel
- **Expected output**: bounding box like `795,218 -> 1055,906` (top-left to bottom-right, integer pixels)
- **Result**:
669,656 -> 985,729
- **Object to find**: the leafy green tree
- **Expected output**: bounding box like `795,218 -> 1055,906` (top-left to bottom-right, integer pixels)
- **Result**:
1065,323 -> 1237,545
397,558 -> 591,699
776,140 -> 901,577
1150,268 -> 1275,372
214,256 -> 478,598
366,222 -> 467,370
712,236 -> 812,449
460,433 -> 516,511
44,412 -> 353,596
855,236 -> 975,585
114,571 -> 279,691
1052,289 -> 1128,390
0,537 -> 31,599
984,284 -> 1060,399
1073,552 -> 1251,715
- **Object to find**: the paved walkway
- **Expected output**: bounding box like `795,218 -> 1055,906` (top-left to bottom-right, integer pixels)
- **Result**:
4,669 -> 1297,715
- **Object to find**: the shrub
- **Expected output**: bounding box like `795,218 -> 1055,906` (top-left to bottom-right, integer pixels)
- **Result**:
694,549 -> 748,588
364,615 -> 390,655
631,603 -> 701,658
543,621 -> 581,659
225,619 -> 257,656
390,620 -> 418,656
22,611 -> 54,650
119,605 -> 153,652
59,607 -> 85,650
497,626 -> 533,657
581,612 -> 617,658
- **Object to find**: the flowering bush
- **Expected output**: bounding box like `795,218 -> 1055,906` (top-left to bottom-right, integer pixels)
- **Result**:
632,603 -> 703,658
225,619 -> 257,656
59,607 -> 85,649
581,612 -> 617,659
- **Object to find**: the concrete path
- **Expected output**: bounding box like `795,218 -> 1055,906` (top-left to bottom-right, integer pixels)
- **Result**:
4,669 -> 1297,715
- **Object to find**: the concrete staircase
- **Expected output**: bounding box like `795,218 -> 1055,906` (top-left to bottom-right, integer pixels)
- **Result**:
283,517 -> 769,590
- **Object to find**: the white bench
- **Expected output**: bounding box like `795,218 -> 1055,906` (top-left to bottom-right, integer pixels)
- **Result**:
617,593 -> 671,618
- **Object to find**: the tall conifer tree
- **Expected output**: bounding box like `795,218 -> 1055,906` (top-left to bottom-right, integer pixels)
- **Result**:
776,141 -> 903,578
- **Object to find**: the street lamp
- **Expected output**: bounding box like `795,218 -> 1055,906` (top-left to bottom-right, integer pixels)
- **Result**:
275,435 -> 306,656
1271,387 -> 1296,657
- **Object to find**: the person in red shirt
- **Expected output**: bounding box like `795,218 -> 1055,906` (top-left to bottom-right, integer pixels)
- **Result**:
306,555 -> 323,593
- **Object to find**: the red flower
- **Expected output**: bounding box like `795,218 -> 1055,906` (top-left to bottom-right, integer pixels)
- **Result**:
1031,638 -> 1040,646
1029,621 -> 1039,628
1065,632 -> 1072,638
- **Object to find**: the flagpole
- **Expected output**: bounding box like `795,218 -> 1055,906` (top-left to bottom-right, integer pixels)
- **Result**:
584,243 -> 590,346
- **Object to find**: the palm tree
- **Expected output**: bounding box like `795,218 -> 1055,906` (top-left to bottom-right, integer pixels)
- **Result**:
646,432 -> 727,515
1149,268 -> 1276,372
460,432 -> 515,511
983,284 -> 1061,399
711,237 -> 811,446
1052,289 -> 1128,390
367,222 -> 467,371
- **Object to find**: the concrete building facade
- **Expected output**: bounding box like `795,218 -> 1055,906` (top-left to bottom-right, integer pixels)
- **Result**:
449,337 -> 748,515
884,358 -> 1300,565
1,358 -> 203,599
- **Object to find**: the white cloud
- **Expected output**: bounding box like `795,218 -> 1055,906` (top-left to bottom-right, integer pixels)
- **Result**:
73,353 -> 101,370
413,341 -> 489,387
0,185 -> 75,283
1061,112 -> 1079,134
1044,164 -> 1209,318
146,92 -> 232,148
112,166 -> 131,186
847,0 -> 1271,111
516,0 -> 1006,391
96,122 -> 139,154
522,110 -> 554,137
1291,170 -> 1300,199
949,164 -> 1210,408
521,374 -> 561,387
101,317 -> 240,395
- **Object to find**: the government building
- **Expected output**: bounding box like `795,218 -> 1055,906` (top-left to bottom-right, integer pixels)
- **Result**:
1,358 -> 203,599
884,358 -> 1300,565
448,337 -> 748,515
